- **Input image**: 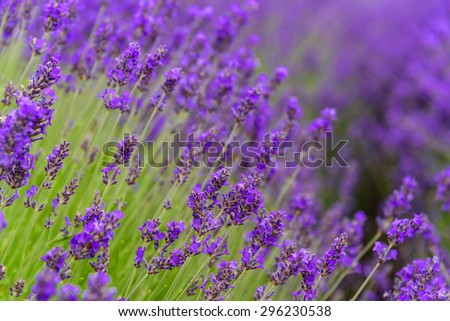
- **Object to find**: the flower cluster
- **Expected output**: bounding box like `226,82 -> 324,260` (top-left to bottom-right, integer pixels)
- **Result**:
70,193 -> 124,261
43,141 -> 70,189
201,260 -> 238,301
386,257 -> 449,300
386,214 -> 426,245
383,176 -> 417,219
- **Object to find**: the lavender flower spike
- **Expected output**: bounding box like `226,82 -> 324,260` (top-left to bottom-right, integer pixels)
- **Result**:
320,233 -> 348,277
83,272 -> 116,301
44,141 -> 70,189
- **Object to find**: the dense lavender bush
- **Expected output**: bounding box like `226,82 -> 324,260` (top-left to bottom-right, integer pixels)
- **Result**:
0,0 -> 448,301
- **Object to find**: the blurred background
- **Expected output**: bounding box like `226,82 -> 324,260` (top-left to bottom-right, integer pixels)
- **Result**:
242,0 -> 450,216
246,0 -> 450,298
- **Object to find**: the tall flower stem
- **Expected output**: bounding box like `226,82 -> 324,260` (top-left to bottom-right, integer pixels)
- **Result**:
137,93 -> 166,141
175,228 -> 232,301
261,283 -> 276,301
162,256 -> 193,300
125,271 -> 148,300
273,164 -> 302,210
351,243 -> 394,301
17,55 -> 36,85
321,229 -> 384,300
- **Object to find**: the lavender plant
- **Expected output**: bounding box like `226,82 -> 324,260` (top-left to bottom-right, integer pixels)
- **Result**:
0,0 -> 448,301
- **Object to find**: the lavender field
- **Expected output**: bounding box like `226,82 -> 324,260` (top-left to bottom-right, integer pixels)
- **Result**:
0,0 -> 449,301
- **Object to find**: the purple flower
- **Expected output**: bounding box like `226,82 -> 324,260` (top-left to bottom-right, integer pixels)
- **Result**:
320,233 -> 348,276
212,3 -> 251,53
211,67 -> 237,104
165,220 -> 185,244
249,210 -> 286,248
134,247 -> 146,268
138,218 -> 165,248
221,173 -> 264,226
387,257 -> 449,300
201,260 -> 238,301
184,235 -> 202,256
0,97 -> 53,188
139,45 -> 168,90
142,45 -> 168,77
89,250 -> 110,273
42,0 -> 76,32
308,107 -> 337,139
100,89 -> 134,113
32,269 -> 59,301
241,246 -> 265,270
213,15 -> 236,53
114,134 -> 138,166
70,231 -> 100,260
27,36 -> 47,56
270,66 -> 288,91
61,176 -> 79,204
101,164 -> 121,186
60,216 -> 72,237
168,249 -> 187,267
26,185 -> 38,199
0,265 -> 6,281
383,176 -> 417,219
232,86 -> 262,124
173,128 -> 218,185
41,247 -> 68,272
205,168 -> 230,199
70,196 -> 123,260
0,211 -> 7,232
100,89 -> 121,110
80,192 -> 105,223
270,242 -> 306,286
291,249 -> 321,301
1,81 -> 17,106
59,284 -> 80,301
188,186 -> 220,235
93,20 -> 114,61
83,272 -> 116,301
10,279 -> 25,297
37,88 -> 58,109
287,194 -> 316,231
25,54 -> 62,99
44,141 -> 70,189
107,42 -> 141,87
387,214 -> 426,245
51,197 -> 59,211
373,242 -> 398,264
202,235 -> 229,257
342,211 -> 367,267
162,67 -> 183,94
285,96 -> 303,122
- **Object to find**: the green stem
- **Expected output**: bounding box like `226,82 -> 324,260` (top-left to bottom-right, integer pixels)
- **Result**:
138,94 -> 165,140
320,270 -> 347,301
176,228 -> 231,300
273,164 -> 302,210
351,243 -> 394,301
126,271 -> 147,300
18,55 -> 36,85
262,283 -> 276,301
162,257 -> 192,300
320,229 -> 384,300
